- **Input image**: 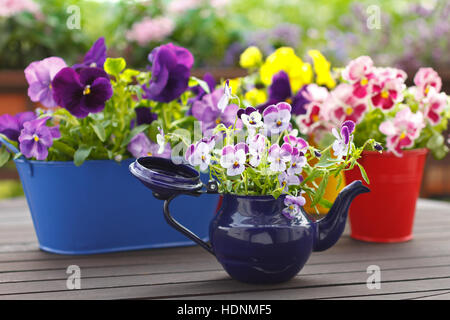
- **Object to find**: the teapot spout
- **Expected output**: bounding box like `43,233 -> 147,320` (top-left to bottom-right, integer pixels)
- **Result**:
313,180 -> 370,252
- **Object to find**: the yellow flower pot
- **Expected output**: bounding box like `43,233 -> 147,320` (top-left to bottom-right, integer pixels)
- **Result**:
304,170 -> 346,215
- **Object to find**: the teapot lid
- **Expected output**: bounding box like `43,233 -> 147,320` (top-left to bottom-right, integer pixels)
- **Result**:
129,157 -> 203,199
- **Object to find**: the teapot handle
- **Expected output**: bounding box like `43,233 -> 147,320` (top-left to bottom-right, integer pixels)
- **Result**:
163,193 -> 215,256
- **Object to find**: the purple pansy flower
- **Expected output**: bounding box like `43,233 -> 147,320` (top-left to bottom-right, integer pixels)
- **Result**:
127,132 -> 171,159
282,195 -> 306,219
18,117 -> 60,161
0,112 -> 36,142
332,120 -> 356,159
134,107 -> 158,126
191,88 -> 242,134
52,67 -> 113,118
143,43 -> 194,103
263,102 -> 292,135
73,37 -> 107,69
258,71 -> 308,115
220,144 -> 247,176
278,172 -> 301,190
267,143 -> 292,172
24,57 -> 67,108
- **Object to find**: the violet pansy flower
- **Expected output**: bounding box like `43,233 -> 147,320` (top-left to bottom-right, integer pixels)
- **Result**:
247,134 -> 266,167
267,143 -> 292,172
24,57 -> 67,108
220,144 -> 247,176
332,120 -> 355,159
0,112 -> 36,142
263,102 -> 292,135
287,154 -> 307,176
18,117 -> 60,161
186,141 -> 213,172
238,107 -> 263,130
143,43 -> 194,103
52,67 -> 113,118
278,172 -> 301,190
191,88 -> 242,134
127,132 -> 171,159
73,37 -> 107,69
282,195 -> 306,219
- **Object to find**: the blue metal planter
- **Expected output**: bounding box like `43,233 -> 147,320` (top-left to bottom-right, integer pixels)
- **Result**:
14,158 -> 217,255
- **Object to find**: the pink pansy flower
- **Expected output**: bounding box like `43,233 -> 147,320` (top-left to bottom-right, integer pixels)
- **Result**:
370,69 -> 405,110
267,143 -> 292,172
263,102 -> 292,135
329,83 -> 368,124
379,107 -> 425,157
278,172 -> 301,190
342,56 -> 374,99
413,67 -> 442,100
24,57 -> 67,108
421,88 -> 447,126
282,195 -> 306,219
220,143 -> 248,176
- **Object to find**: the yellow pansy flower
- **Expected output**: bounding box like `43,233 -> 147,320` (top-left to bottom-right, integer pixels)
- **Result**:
260,47 -> 312,92
307,49 -> 336,89
239,46 -> 263,69
244,88 -> 267,106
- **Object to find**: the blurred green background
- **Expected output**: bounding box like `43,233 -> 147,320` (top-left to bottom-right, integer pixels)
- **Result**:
1,0 -> 448,71
0,0 -> 449,200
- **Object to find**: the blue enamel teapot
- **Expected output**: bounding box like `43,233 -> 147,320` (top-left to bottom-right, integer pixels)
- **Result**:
130,157 -> 369,284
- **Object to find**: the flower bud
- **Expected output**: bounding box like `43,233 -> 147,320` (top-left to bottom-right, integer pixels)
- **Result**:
374,143 -> 383,151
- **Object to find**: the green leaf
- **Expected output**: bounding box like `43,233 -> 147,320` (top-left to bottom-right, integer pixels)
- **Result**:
311,173 -> 329,207
104,57 -> 126,77
189,76 -> 211,94
52,141 -> 75,158
121,68 -> 140,83
356,162 -> 370,184
0,147 -> 10,167
121,124 -> 149,148
318,198 -> 333,209
90,122 -> 106,142
74,145 -> 93,167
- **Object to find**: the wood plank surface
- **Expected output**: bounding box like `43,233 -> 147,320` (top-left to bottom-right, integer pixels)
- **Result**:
0,197 -> 448,300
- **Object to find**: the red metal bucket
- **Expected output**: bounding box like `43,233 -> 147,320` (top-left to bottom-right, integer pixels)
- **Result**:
344,149 -> 428,243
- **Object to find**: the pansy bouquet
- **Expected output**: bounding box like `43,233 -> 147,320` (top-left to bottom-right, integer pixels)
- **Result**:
0,38 -> 208,167
182,98 -> 380,214
232,46 -> 450,159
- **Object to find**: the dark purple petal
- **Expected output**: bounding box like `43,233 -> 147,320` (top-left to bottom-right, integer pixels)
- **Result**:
291,85 -> 310,115
78,67 -> 109,86
341,125 -> 350,145
73,37 -> 107,69
0,114 -> 20,141
235,142 -> 249,154
135,107 -> 158,126
81,77 -> 113,114
342,120 -> 356,135
268,71 -> 292,103
236,108 -> 245,119
145,44 -> 193,103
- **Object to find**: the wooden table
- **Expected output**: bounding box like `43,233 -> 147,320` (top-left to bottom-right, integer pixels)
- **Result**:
0,198 -> 449,300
